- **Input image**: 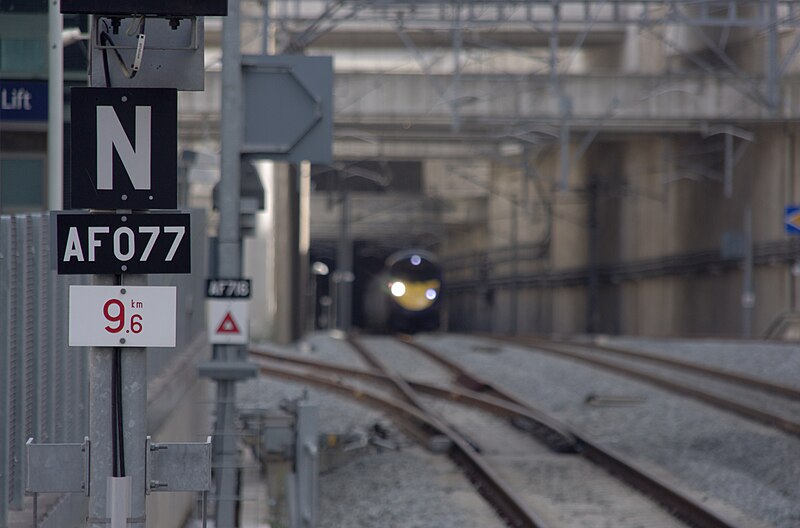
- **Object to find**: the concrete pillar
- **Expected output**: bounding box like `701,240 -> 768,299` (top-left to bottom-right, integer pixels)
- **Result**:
269,163 -> 304,344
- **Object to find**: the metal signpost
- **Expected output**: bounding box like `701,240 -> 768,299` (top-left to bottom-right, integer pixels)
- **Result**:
206,279 -> 251,346
25,2 -> 214,527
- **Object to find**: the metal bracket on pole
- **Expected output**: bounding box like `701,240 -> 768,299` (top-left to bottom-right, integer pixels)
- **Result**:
197,360 -> 258,381
92,15 -> 201,51
144,436 -> 213,494
26,437 -> 90,495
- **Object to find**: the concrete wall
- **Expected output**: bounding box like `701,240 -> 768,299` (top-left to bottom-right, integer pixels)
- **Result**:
444,123 -> 800,338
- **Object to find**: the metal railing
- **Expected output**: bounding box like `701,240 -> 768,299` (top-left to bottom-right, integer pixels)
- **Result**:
0,211 -> 208,527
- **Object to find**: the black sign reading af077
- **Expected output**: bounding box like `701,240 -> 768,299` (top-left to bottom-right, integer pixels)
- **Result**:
70,87 -> 177,210
56,213 -> 191,275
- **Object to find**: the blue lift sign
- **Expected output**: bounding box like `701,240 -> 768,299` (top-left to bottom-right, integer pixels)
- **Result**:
786,206 -> 800,235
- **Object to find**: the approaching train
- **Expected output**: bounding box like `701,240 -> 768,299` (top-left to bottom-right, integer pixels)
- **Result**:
362,249 -> 443,333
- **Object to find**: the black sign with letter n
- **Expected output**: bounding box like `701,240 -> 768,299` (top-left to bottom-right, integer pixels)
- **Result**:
70,87 -> 177,210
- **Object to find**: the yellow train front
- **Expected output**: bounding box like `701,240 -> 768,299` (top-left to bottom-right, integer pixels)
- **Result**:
382,249 -> 442,333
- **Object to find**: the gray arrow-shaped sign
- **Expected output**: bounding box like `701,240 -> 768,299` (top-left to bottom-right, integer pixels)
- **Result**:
242,55 -> 333,164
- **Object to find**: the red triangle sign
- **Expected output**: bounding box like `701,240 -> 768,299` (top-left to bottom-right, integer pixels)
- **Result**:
216,312 -> 240,334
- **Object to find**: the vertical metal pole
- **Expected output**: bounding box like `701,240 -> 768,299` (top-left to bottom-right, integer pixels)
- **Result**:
261,0 -> 272,55
336,185 -> 353,333
213,379 -> 239,525
88,275 -> 115,528
766,0 -> 780,115
587,173 -> 599,334
48,0 -> 64,211
451,3 -> 462,133
216,0 -> 245,523
88,268 -> 147,528
219,0 -> 243,272
295,402 -> 318,528
509,195 -> 518,336
121,277 -> 147,528
789,129 -> 800,311
297,163 -> 311,339
559,96 -> 571,191
742,207 -> 755,338
307,271 -> 318,333
550,1 -> 571,192
724,131 -> 734,198
549,0 -> 560,88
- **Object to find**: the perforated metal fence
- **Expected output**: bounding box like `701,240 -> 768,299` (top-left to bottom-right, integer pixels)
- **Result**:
0,211 -> 208,527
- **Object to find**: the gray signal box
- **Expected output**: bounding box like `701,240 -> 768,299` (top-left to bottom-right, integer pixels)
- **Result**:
90,16 -> 205,91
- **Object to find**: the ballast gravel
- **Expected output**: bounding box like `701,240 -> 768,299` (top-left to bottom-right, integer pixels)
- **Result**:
245,332 -> 798,527
415,333 -> 800,528
240,341 -> 504,528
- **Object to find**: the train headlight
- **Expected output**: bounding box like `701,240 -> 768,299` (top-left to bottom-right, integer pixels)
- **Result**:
410,255 -> 422,266
390,281 -> 406,297
425,288 -> 437,300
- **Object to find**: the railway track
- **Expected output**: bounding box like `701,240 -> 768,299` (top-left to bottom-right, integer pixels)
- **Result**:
249,337 -> 743,528
496,336 -> 800,438
251,344 -> 550,528
546,337 -> 800,400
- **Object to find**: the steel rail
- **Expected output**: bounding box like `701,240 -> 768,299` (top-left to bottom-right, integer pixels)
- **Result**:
394,336 -> 743,528
250,344 -> 742,528
533,337 -> 800,401
344,335 -> 552,528
496,336 -> 800,439
252,351 -> 552,528
253,360 -> 447,444
248,344 -> 577,452
397,333 -> 532,403
395,334 -> 579,451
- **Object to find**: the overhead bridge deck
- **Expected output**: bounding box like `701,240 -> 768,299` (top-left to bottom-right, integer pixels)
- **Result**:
180,70 -> 800,145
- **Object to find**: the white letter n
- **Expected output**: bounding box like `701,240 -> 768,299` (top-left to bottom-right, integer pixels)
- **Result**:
96,105 -> 151,190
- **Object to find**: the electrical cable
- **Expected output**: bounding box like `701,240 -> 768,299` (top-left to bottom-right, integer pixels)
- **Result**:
111,347 -> 119,477
100,31 -> 112,88
111,278 -> 126,478
98,17 -> 145,86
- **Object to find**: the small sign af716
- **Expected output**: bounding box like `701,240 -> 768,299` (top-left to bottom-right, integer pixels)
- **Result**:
69,286 -> 176,347
206,279 -> 251,298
